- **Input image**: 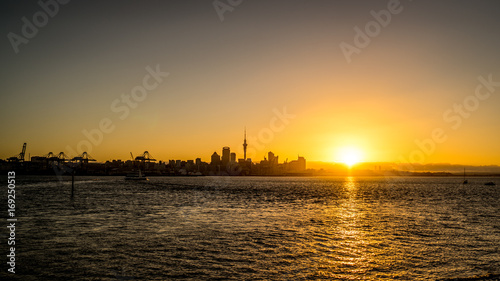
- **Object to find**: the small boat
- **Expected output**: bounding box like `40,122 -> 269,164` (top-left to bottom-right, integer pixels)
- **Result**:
125,170 -> 148,180
484,182 -> 495,186
462,168 -> 468,184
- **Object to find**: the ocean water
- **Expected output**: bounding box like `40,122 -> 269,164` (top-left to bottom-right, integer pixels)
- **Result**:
1,175 -> 499,280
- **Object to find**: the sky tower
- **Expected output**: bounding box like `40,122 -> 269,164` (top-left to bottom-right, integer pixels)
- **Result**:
243,127 -> 248,160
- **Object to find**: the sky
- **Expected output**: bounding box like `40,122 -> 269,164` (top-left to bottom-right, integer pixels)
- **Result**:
1,0 -> 500,165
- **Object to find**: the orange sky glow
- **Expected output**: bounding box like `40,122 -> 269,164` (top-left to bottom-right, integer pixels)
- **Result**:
1,1 -> 499,166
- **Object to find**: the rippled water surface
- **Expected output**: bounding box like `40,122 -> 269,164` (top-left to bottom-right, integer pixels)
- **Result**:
1,176 -> 499,280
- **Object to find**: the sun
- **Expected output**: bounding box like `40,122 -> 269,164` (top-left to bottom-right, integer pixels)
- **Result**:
337,146 -> 363,167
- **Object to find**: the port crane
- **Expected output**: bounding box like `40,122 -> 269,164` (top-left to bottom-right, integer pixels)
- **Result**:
72,152 -> 96,164
44,152 -> 71,163
7,143 -> 26,162
131,151 -> 156,171
134,151 -> 156,162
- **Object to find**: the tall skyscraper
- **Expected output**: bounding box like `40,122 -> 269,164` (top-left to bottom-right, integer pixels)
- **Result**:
211,152 -> 221,166
243,128 -> 248,161
222,146 -> 230,166
268,151 -> 278,165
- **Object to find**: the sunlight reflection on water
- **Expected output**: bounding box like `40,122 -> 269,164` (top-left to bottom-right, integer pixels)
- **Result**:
0,175 -> 499,280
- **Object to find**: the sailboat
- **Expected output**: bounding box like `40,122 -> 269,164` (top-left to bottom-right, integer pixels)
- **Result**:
462,168 -> 468,184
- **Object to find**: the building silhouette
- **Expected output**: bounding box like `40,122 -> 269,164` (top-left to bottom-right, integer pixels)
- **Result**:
222,146 -> 230,167
288,156 -> 306,172
211,152 -> 221,166
268,151 -> 278,166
